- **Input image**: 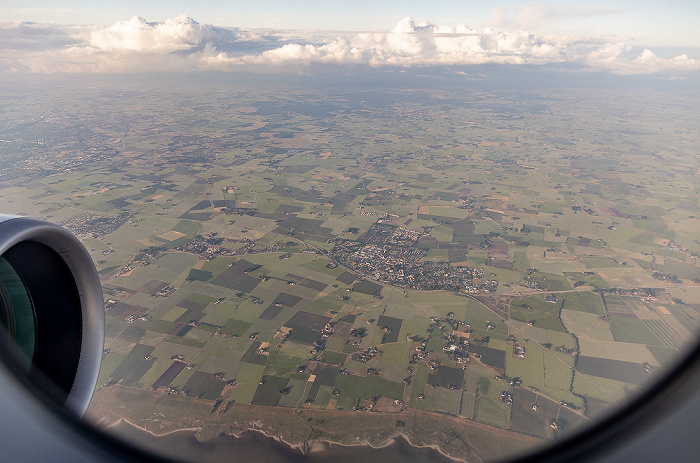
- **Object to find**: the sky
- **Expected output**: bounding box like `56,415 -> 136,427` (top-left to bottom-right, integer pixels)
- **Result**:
1,1 -> 699,75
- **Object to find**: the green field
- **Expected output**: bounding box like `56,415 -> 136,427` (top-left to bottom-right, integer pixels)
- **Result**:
609,318 -> 663,345
334,374 -> 404,400
6,75 -> 699,457
474,376 -> 510,428
510,295 -> 566,332
230,363 -> 266,403
572,373 -> 632,403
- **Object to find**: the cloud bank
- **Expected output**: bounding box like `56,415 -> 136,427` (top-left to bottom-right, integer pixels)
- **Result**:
1,15 -> 697,75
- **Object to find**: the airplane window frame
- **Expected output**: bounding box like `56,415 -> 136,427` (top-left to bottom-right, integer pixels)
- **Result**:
0,249 -> 699,461
1,5 -> 699,461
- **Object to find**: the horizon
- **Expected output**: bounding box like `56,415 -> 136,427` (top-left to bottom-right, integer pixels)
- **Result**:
1,2 -> 699,76
2,1 -> 699,47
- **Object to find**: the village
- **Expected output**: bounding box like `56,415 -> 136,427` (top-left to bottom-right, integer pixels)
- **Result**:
331,220 -> 496,292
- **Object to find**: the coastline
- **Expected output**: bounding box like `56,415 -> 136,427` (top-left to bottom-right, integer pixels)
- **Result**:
105,418 -> 202,438
87,386 -> 542,462
108,420 -> 464,463
302,432 -> 465,462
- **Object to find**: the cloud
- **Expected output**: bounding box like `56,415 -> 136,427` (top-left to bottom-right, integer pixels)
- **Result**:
490,3 -> 625,31
0,15 -> 698,75
87,15 -> 213,52
586,44 -> 699,75
0,21 -> 83,51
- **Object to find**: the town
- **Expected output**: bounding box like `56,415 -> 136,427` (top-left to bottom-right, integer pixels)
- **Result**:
331,220 -> 496,292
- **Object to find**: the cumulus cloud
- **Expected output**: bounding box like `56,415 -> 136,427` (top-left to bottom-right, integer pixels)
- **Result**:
231,18 -> 562,68
0,15 -> 697,75
87,15 -> 213,51
586,44 -> 699,75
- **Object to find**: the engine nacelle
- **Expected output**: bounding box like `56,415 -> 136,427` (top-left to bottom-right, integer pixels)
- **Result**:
0,215 -> 103,416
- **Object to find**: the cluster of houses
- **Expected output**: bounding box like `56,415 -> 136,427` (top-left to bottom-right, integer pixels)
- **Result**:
499,390 -> 513,406
353,346 -> 380,362
175,234 -> 240,260
60,213 -> 130,240
331,220 -> 496,293
154,284 -> 176,297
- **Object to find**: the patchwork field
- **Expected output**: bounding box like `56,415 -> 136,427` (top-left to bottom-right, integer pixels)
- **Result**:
1,75 -> 698,462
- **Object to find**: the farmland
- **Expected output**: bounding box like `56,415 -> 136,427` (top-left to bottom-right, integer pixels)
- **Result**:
1,73 -> 699,462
